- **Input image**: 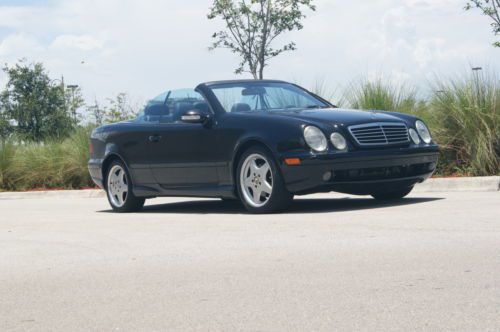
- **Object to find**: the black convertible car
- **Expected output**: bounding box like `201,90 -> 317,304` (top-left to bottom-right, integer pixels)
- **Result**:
88,80 -> 439,213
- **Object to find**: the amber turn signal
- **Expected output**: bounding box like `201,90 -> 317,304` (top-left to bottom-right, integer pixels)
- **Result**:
284,158 -> 301,166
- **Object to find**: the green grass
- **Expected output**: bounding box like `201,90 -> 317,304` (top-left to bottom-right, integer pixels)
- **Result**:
343,79 -> 418,113
428,73 -> 499,176
0,126 -> 94,191
0,140 -> 16,190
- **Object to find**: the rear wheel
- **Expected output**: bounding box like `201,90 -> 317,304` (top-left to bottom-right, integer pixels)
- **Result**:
236,146 -> 293,214
105,160 -> 145,212
371,187 -> 413,201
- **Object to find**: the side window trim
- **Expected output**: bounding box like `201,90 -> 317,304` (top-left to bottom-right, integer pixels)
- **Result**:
138,88 -> 215,125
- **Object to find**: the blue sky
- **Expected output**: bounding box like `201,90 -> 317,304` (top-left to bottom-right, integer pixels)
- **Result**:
0,0 -> 499,105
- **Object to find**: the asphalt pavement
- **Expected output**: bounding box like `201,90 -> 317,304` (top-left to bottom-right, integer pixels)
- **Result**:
1,191 -> 499,331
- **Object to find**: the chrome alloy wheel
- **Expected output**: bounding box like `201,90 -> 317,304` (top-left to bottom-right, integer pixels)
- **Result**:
107,165 -> 128,208
240,153 -> 273,208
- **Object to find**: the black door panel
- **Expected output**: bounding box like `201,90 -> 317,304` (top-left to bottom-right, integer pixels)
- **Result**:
148,124 -> 219,186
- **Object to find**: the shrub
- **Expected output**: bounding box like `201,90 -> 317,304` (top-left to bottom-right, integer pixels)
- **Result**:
0,126 -> 95,191
343,79 -> 418,113
429,73 -> 499,176
60,126 -> 94,188
0,140 -> 16,190
10,140 -> 67,189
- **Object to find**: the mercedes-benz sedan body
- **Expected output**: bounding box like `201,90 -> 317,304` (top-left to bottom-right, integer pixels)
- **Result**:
88,80 -> 439,213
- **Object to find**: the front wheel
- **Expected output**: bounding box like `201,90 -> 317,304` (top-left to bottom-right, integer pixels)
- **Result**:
105,160 -> 145,212
371,187 -> 413,201
236,146 -> 293,214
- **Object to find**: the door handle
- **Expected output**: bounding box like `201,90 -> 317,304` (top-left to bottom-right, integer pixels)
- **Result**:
149,135 -> 162,143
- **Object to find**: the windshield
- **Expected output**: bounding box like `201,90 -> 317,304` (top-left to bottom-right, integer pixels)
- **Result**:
209,82 -> 329,113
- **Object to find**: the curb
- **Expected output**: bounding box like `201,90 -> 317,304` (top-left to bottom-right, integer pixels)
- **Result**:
0,177 -> 498,200
414,176 -> 500,193
0,189 -> 105,200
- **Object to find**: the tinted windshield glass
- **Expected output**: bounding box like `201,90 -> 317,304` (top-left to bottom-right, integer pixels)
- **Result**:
209,82 -> 328,113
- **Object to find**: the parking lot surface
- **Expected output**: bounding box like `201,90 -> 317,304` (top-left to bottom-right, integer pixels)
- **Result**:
1,191 -> 499,331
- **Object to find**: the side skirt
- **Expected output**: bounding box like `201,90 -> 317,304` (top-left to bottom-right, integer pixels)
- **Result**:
132,184 -> 237,199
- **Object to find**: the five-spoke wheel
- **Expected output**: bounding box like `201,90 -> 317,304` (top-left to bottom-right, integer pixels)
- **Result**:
237,146 -> 293,213
240,154 -> 274,208
105,160 -> 145,212
107,164 -> 129,208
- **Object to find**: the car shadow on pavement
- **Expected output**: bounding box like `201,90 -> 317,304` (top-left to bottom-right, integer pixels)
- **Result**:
108,196 -> 444,215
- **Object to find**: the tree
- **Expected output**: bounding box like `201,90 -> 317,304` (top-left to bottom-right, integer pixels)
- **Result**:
0,61 -> 76,142
105,93 -> 139,123
0,116 -> 12,140
208,0 -> 316,79
65,86 -> 85,123
87,99 -> 106,126
465,0 -> 500,47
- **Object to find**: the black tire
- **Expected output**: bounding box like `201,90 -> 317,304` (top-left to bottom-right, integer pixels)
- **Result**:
371,187 -> 413,201
105,160 -> 145,213
236,146 -> 293,214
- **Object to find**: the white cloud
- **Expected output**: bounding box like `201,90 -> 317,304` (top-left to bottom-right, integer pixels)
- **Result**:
0,33 -> 44,56
0,0 -> 498,104
51,34 -> 106,51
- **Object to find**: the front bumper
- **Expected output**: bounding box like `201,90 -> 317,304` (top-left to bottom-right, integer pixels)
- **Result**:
279,146 -> 439,195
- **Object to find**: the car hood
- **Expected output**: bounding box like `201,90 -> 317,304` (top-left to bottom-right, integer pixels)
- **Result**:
269,108 -> 407,127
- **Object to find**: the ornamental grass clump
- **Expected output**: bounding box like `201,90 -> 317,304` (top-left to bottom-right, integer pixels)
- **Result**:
60,126 -> 94,188
429,73 -> 499,176
343,79 -> 418,114
0,140 -> 16,190
1,126 -> 95,191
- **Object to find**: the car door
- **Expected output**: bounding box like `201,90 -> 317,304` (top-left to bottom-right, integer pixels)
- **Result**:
146,89 -> 219,189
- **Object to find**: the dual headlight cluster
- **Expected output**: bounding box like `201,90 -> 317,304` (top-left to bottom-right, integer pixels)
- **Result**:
303,120 -> 432,152
410,120 -> 432,145
303,126 -> 347,152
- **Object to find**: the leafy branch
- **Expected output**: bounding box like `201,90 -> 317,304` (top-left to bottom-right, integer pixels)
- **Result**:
465,0 -> 500,47
208,0 -> 315,79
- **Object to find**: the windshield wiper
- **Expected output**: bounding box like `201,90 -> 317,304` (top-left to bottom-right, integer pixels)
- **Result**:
305,105 -> 329,109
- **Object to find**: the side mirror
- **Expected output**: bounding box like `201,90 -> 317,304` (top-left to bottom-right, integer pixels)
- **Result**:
180,109 -> 211,125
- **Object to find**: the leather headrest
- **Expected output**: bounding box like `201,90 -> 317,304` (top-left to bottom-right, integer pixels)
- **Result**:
145,103 -> 169,116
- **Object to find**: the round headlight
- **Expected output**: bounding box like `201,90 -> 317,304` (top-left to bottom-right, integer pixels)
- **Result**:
330,132 -> 347,150
415,120 -> 432,144
409,128 -> 421,144
304,126 -> 327,152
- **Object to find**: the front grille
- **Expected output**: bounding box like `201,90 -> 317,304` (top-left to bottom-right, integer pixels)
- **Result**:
348,122 -> 409,146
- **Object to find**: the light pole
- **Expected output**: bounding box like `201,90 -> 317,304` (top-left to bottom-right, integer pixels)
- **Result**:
66,85 -> 80,121
472,66 -> 483,83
